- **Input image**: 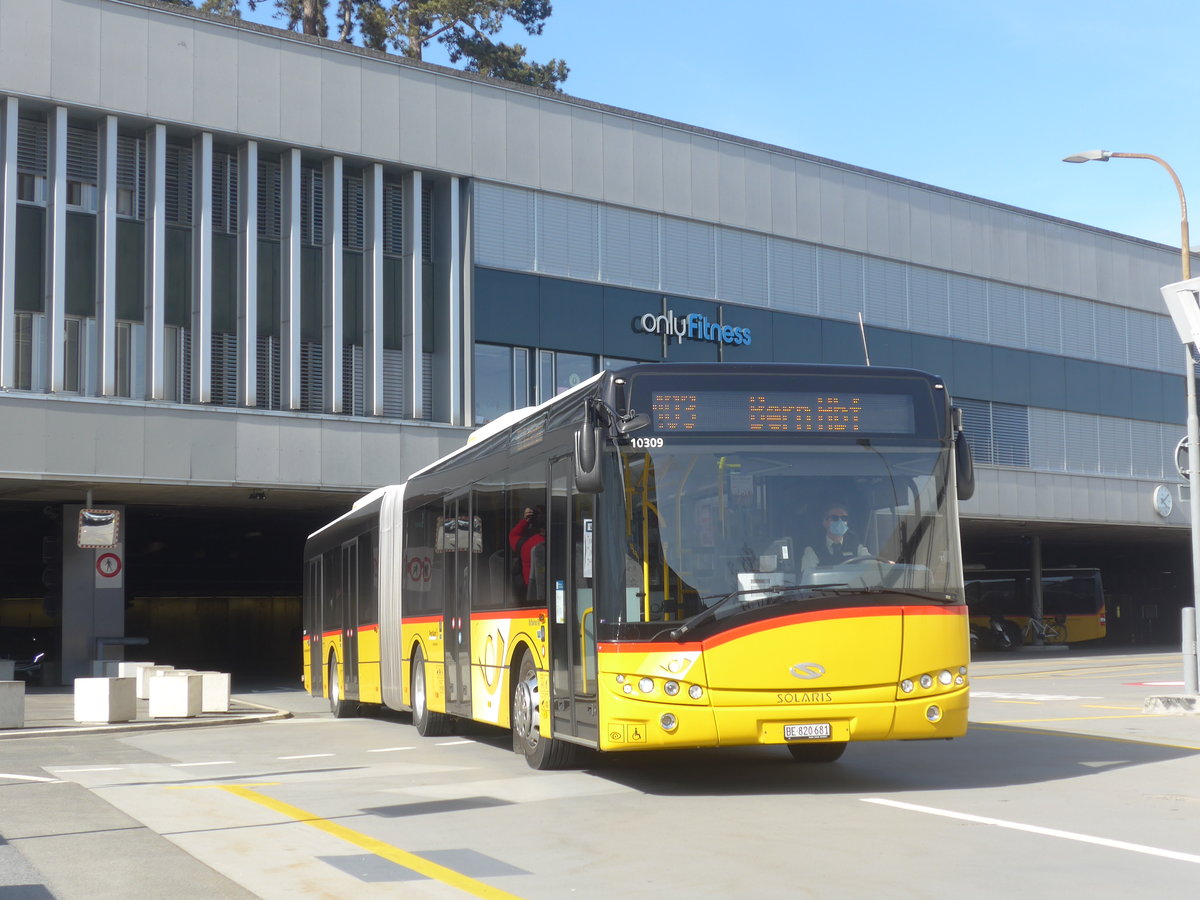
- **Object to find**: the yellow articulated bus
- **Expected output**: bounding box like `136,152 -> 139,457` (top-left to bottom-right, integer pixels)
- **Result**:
303,362 -> 976,768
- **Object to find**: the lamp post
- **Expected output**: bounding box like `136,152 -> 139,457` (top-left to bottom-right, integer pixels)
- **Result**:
1064,150 -> 1199,692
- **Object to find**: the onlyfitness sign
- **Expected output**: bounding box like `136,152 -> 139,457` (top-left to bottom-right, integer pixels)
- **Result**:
636,310 -> 752,347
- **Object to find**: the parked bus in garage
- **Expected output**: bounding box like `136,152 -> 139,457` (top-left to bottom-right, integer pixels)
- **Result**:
966,567 -> 1107,645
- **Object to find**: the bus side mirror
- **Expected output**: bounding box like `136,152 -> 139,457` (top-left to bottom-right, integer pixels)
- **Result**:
575,415 -> 603,494
955,428 -> 975,502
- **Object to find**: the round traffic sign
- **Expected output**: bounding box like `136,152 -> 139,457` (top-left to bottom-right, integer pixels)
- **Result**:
96,552 -> 122,578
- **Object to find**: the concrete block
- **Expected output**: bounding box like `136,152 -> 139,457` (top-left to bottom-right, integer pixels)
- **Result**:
0,681 -> 25,728
197,671 -> 231,713
118,661 -> 156,680
74,677 -> 136,724
0,660 -> 14,680
137,665 -> 175,699
148,672 -> 202,718
91,660 -> 120,676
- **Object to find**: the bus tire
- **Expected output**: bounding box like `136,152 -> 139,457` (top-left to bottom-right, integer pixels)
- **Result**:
411,646 -> 451,737
787,741 -> 847,763
511,650 -> 579,770
327,655 -> 357,719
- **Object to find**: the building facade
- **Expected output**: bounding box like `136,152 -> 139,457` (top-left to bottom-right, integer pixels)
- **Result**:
0,0 -> 1191,680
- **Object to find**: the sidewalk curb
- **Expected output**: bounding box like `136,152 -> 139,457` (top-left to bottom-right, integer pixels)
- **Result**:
0,699 -> 292,740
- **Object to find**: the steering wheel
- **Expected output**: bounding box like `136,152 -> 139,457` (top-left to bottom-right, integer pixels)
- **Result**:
841,555 -> 893,565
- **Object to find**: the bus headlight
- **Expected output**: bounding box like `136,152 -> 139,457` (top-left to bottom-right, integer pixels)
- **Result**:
900,679 -> 914,693
638,677 -> 655,694
688,684 -> 704,700
919,674 -> 934,689
660,713 -> 678,732
938,670 -> 953,685
663,680 -> 680,696
926,705 -> 942,723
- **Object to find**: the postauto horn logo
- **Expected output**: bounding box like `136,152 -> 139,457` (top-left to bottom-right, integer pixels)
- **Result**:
637,310 -> 752,347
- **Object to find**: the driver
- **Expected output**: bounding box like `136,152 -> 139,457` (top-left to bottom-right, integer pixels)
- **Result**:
799,503 -> 870,572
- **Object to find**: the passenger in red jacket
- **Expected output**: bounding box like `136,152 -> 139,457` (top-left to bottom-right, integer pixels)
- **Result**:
509,506 -> 546,587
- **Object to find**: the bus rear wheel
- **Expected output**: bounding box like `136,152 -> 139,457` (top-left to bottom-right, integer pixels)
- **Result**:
327,656 -> 357,719
786,741 -> 847,763
511,651 -> 579,770
411,646 -> 451,737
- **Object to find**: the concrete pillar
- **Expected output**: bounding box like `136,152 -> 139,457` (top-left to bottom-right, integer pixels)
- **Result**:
237,140 -> 258,407
322,155 -> 343,413
191,132 -> 213,403
144,123 -> 167,400
280,148 -> 302,410
59,504 -> 127,684
95,115 -> 118,396
0,96 -> 20,390
403,169 -> 423,420
363,163 -> 384,416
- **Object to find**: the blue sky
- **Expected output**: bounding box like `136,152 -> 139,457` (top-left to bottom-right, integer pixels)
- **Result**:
240,1 -> 1199,251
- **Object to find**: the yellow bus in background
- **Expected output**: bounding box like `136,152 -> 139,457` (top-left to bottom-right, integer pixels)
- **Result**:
966,568 -> 1107,646
303,363 -> 977,768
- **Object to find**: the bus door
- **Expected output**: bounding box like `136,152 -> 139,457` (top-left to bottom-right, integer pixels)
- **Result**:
443,493 -> 472,716
548,457 -> 600,746
341,539 -> 359,699
307,556 -> 323,695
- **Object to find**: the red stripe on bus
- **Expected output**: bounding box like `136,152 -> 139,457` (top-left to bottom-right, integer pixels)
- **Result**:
358,623 -> 379,634
402,615 -> 443,625
472,607 -> 547,621
598,605 -> 965,654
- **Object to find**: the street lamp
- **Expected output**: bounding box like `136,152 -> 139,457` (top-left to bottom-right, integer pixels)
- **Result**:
1064,149 -> 1199,692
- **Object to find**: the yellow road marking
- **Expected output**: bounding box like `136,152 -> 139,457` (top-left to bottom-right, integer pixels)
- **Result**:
173,783 -> 524,899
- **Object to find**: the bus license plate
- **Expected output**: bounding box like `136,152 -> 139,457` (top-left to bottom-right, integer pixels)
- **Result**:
784,723 -> 832,741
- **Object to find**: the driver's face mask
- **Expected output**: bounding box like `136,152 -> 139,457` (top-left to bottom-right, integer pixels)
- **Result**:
828,518 -> 849,537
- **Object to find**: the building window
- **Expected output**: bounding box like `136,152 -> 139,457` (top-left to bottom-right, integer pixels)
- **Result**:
474,343 -> 514,426
15,313 -> 34,390
539,349 -> 595,404
63,317 -> 82,393
116,135 -> 145,220
16,172 -> 44,204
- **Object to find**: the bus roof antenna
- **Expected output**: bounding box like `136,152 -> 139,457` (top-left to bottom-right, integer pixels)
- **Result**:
857,312 -> 871,366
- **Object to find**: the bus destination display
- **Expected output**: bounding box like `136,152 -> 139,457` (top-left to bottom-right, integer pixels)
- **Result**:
650,390 -> 917,434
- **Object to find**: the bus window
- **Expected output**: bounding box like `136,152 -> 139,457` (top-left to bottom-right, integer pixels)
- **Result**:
403,502 -> 441,617
507,462 -> 548,608
472,480 -> 508,610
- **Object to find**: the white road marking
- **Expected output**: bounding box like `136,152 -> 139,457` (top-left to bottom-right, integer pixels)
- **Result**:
277,753 -> 334,760
435,740 -> 474,746
366,746 -> 415,753
864,798 -> 1200,864
971,691 -> 1103,701
170,761 -> 236,768
52,766 -> 124,773
0,773 -> 61,783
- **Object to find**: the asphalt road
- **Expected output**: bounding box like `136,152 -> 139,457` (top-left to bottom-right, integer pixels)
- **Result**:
3,648 -> 1199,899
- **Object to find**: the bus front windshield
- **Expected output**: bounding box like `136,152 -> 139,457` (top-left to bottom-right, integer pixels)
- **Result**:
605,439 -> 963,636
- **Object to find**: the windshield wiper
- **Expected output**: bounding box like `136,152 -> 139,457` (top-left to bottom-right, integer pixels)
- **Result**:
804,586 -> 958,604
659,584 -> 809,641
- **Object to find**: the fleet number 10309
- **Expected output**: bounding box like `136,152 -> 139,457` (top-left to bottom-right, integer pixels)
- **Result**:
630,437 -> 664,449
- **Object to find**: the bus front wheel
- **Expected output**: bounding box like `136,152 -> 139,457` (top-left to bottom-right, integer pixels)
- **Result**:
511,651 -> 579,770
411,646 -> 451,737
